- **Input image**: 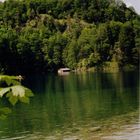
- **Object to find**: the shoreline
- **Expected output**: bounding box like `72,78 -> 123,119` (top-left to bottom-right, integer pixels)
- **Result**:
26,110 -> 139,140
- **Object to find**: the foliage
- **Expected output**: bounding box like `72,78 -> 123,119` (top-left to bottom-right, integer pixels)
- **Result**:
0,75 -> 33,119
0,75 -> 33,105
0,0 -> 139,74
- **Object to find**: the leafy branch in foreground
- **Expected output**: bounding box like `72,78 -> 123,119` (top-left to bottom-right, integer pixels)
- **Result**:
0,75 -> 33,105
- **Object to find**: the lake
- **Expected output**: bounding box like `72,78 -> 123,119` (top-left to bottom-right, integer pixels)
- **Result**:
0,71 -> 139,140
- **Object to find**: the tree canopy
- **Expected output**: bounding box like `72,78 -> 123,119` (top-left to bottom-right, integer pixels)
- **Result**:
0,0 -> 139,74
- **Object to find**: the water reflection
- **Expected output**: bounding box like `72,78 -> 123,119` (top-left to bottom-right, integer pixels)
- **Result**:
0,71 -> 139,139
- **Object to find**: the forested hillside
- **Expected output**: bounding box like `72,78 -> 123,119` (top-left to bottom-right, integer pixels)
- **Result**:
0,0 -> 139,74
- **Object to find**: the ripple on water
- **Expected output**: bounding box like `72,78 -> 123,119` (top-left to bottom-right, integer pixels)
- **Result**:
0,136 -> 27,140
102,123 -> 140,140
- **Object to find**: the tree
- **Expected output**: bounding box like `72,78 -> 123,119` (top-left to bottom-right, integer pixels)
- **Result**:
0,0 -> 139,73
132,19 -> 140,66
118,22 -> 135,65
43,32 -> 67,70
0,27 -> 18,74
96,23 -> 110,62
63,40 -> 78,69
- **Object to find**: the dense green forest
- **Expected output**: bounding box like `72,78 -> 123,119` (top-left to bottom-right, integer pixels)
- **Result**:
0,0 -> 139,74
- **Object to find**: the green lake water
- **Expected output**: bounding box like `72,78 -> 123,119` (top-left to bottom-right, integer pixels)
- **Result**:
0,71 -> 139,139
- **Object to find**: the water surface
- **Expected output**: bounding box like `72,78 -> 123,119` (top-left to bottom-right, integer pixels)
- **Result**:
0,71 -> 139,139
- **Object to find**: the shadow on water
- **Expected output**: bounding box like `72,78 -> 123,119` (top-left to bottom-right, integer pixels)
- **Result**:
0,71 -> 139,139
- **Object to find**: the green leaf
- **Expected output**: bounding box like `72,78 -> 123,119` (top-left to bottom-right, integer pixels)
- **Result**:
6,92 -> 12,98
8,95 -> 18,106
25,89 -> 34,97
11,85 -> 26,97
19,96 -> 30,104
0,75 -> 34,105
0,75 -> 21,86
5,86 -> 34,105
0,87 -> 10,97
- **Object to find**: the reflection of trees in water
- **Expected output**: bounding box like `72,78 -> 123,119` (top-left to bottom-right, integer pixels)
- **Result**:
32,72 -> 139,129
0,107 -> 11,120
3,72 -> 138,135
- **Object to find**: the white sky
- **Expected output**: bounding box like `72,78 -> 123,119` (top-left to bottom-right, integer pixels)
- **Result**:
0,0 -> 140,14
123,0 -> 140,14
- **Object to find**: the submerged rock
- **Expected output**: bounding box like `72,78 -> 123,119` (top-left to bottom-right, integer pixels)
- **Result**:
88,126 -> 101,132
63,136 -> 80,140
